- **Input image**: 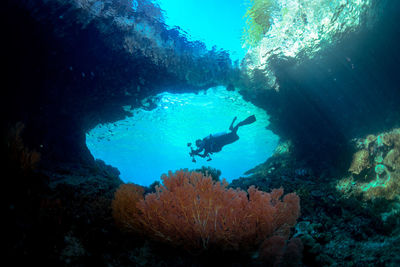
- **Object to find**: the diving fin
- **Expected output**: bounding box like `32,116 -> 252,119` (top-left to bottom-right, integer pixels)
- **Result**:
237,115 -> 256,127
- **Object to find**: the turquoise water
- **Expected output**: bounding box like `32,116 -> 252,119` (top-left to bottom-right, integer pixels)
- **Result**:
157,0 -> 247,61
86,86 -> 279,186
85,0 -> 375,186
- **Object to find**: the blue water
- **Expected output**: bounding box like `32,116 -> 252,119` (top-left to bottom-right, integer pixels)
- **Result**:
86,86 -> 279,186
157,0 -> 247,61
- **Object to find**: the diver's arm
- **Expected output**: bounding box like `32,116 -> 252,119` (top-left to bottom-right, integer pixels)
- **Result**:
191,147 -> 207,158
196,152 -> 207,158
198,151 -> 208,158
191,138 -> 207,155
191,147 -> 204,154
198,147 -> 210,158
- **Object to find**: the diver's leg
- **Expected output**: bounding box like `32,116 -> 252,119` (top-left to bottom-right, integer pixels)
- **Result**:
232,115 -> 257,133
229,116 -> 237,131
236,115 -> 256,127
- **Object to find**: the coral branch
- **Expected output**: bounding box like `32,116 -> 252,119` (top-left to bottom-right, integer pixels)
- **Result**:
112,169 -> 301,256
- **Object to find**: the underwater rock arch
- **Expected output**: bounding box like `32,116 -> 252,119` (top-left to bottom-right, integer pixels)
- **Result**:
2,0 -> 239,171
86,86 -> 279,186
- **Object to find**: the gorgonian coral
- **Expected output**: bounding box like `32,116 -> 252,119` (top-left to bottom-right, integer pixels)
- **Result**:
112,169 -> 300,256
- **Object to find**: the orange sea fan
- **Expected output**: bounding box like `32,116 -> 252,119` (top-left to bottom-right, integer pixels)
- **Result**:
112,169 -> 300,253
112,183 -> 145,232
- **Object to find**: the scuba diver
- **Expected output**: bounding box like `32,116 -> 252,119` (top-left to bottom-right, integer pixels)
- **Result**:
188,115 -> 256,162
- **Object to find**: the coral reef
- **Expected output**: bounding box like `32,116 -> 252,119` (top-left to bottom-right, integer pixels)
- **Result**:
242,0 -> 275,47
237,1 -> 400,170
112,169 -> 301,261
112,183 -> 145,232
231,148 -> 400,266
337,128 -> 400,200
194,166 -> 222,182
241,0 -> 378,90
348,149 -> 370,175
3,0 -> 400,265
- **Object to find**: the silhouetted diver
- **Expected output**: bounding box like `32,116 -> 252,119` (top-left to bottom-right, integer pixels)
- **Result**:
188,115 -> 256,162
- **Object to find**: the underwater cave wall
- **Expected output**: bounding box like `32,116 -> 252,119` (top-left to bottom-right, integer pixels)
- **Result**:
1,0 -> 238,166
241,1 -> 400,173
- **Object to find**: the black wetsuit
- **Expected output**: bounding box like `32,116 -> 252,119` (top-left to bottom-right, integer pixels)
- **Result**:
191,115 -> 256,159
